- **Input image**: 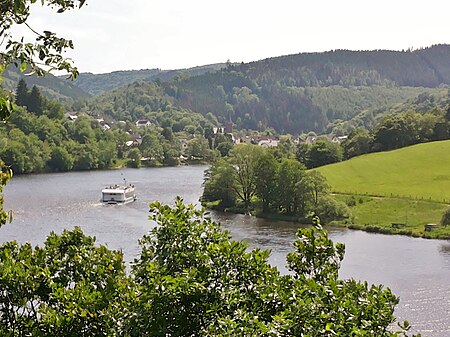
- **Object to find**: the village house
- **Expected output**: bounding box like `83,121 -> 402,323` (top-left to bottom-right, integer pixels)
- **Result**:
331,135 -> 348,144
94,117 -> 113,131
64,112 -> 78,122
237,135 -> 279,147
258,138 -> 279,148
304,135 -> 317,144
135,120 -> 152,128
101,123 -> 111,131
125,134 -> 143,147
212,127 -> 225,135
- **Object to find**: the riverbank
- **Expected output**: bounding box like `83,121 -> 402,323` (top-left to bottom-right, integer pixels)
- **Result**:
332,194 -> 450,239
205,195 -> 450,240
7,159 -> 210,176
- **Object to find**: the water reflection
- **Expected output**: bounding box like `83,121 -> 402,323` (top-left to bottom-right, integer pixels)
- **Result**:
439,243 -> 450,255
438,243 -> 450,271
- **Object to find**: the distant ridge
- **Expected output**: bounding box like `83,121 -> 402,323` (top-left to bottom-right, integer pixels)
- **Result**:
239,44 -> 450,88
1,65 -> 91,102
70,63 -> 230,95
72,44 -> 450,96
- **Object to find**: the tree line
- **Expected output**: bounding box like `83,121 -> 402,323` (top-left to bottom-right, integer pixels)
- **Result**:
1,79 -> 127,174
288,104 -> 450,171
340,106 -> 450,159
202,144 -> 350,224
0,79 -> 230,174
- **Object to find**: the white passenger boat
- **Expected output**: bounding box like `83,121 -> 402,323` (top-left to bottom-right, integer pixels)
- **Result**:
101,184 -> 136,205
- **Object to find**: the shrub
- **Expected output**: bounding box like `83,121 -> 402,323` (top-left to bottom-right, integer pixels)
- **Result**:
315,195 -> 351,223
441,207 -> 450,226
346,195 -> 356,206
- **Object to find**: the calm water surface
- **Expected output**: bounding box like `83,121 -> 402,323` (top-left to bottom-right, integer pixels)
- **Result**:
2,166 -> 450,336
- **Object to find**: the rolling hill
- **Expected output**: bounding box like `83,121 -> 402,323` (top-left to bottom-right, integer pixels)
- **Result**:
316,140 -> 450,203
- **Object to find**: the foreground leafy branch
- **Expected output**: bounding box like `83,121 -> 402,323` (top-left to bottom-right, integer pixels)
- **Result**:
0,198 -> 420,336
0,161 -> 13,228
0,0 -> 87,79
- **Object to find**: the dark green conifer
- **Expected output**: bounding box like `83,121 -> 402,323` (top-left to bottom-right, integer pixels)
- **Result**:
15,78 -> 29,107
28,85 -> 44,115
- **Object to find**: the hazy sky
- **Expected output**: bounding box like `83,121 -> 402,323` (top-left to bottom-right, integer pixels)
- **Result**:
18,0 -> 450,74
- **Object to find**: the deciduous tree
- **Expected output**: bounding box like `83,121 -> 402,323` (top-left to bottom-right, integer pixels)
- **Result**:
275,158 -> 307,214
0,227 -> 131,336
202,158 -> 236,208
129,199 -> 418,337
308,140 -> 343,168
342,128 -> 372,159
47,146 -> 74,172
254,151 -> 278,212
127,148 -> 141,168
305,170 -> 330,206
186,137 -> 210,161
229,144 -> 264,208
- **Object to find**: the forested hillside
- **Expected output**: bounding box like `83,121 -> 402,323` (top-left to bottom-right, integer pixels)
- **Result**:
242,45 -> 450,88
4,45 -> 450,134
167,45 -> 450,133
82,45 -> 450,134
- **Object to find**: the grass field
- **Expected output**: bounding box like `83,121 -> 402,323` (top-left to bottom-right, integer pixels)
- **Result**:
315,140 -> 450,238
332,195 -> 450,239
316,140 -> 450,203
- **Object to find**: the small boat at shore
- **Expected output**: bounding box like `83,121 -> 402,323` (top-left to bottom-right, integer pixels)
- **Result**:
101,184 -> 136,205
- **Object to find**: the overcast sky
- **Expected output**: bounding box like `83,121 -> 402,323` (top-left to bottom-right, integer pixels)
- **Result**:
18,0 -> 450,74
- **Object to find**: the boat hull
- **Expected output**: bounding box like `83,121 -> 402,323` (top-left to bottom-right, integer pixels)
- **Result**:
104,195 -> 137,205
101,184 -> 136,205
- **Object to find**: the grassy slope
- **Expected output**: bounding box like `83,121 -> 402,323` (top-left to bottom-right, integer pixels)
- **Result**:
316,141 -> 450,238
333,195 -> 449,238
316,140 -> 450,203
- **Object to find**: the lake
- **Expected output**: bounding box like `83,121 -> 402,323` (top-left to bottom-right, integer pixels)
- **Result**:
2,166 -> 450,336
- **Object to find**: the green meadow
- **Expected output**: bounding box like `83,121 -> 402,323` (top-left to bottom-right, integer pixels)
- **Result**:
317,140 -> 450,202
316,140 -> 450,238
